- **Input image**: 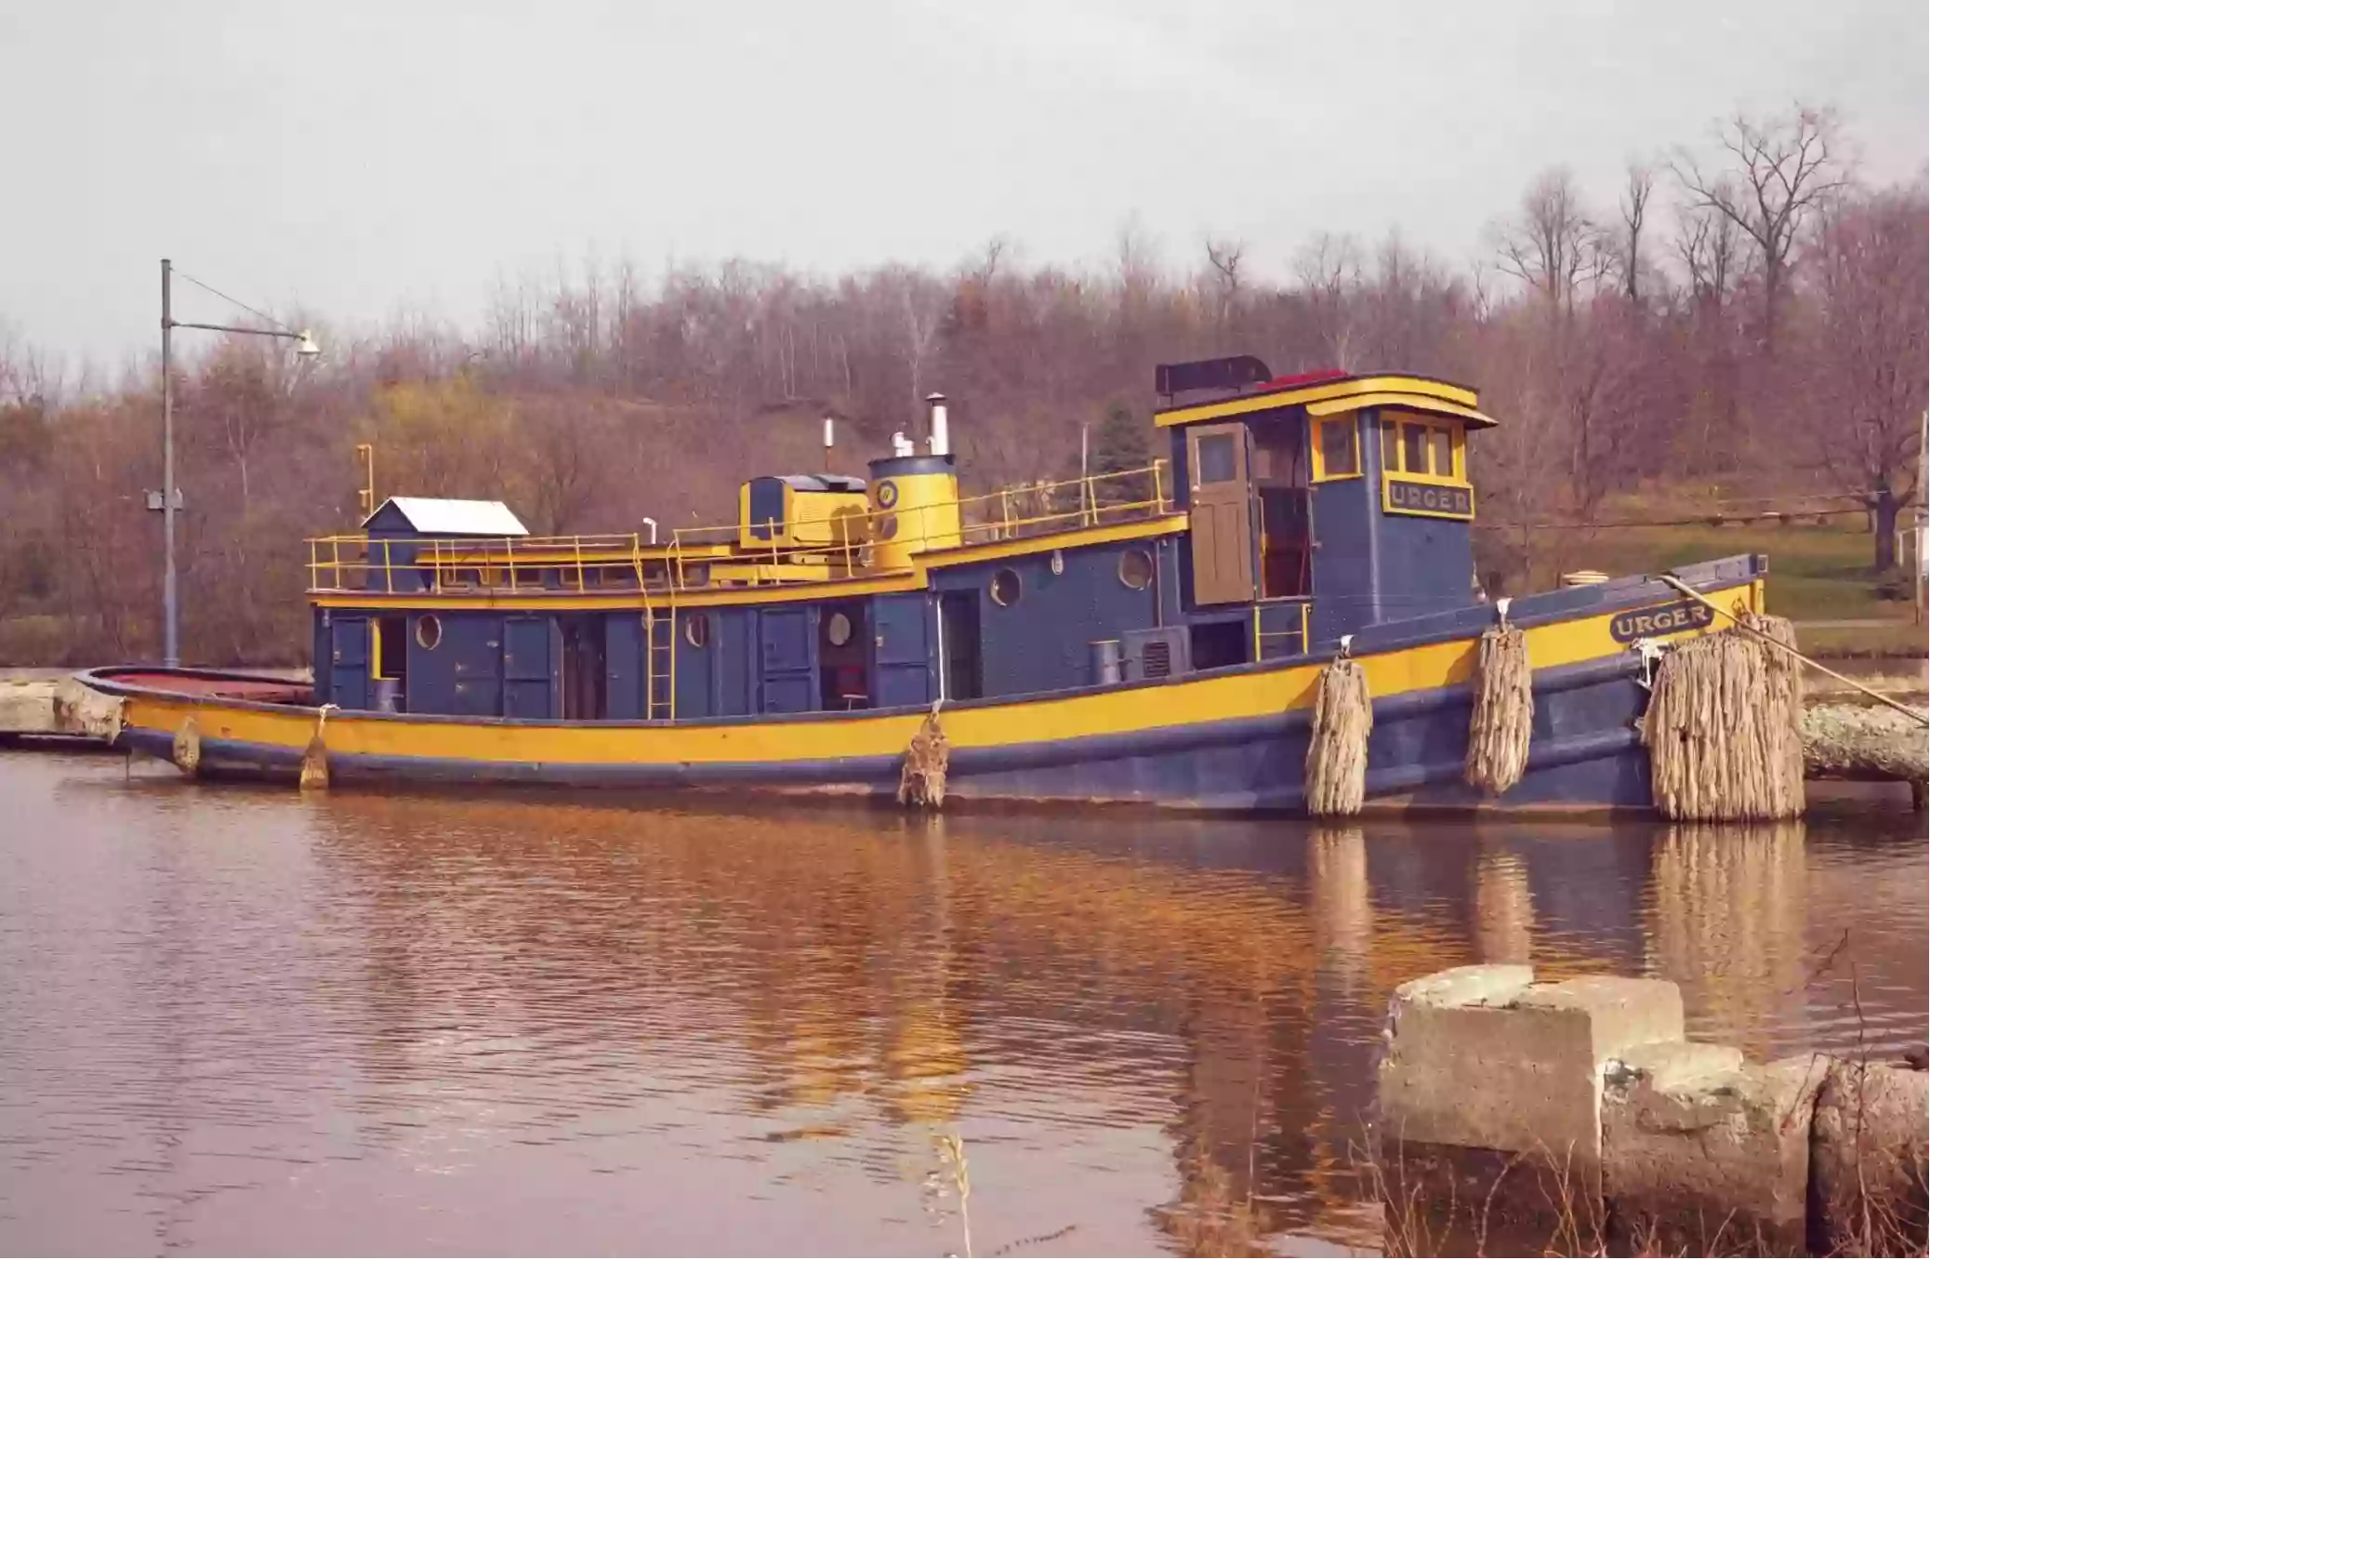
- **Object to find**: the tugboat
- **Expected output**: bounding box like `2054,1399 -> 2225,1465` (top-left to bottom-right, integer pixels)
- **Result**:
79,356 -> 1768,811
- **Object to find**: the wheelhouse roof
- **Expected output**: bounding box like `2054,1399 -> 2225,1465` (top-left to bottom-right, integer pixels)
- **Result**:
1152,372 -> 1494,430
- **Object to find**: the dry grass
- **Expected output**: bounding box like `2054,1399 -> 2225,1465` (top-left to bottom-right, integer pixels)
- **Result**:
1804,934 -> 1929,1259
1161,1154 -> 1264,1257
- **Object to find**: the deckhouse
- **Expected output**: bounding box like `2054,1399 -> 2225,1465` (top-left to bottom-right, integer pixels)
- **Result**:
305,359 -> 1496,726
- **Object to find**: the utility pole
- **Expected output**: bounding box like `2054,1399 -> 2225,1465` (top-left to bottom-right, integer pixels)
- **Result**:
160,259 -> 178,666
1915,409 -> 1929,627
153,259 -> 319,667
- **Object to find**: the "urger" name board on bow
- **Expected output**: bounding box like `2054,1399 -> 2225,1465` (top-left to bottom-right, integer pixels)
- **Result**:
1609,599 -> 1714,643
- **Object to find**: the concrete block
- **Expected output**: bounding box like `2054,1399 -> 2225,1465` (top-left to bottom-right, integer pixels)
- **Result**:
1512,975 -> 1686,1061
1,678 -> 59,735
1811,1061 -> 1929,1255
52,679 -> 122,741
1379,967 -> 1691,1168
1636,1041 -> 1744,1091
1381,998 -> 1603,1160
1385,963 -> 1536,1020
1601,1050 -> 1829,1255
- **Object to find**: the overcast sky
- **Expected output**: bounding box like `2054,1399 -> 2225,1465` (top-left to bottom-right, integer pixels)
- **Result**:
0,0 -> 1925,369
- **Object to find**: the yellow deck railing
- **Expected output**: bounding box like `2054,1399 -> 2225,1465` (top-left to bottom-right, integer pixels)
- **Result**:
306,460 -> 1174,597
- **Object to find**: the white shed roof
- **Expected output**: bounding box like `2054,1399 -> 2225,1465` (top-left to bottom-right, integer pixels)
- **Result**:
365,497 -> 529,537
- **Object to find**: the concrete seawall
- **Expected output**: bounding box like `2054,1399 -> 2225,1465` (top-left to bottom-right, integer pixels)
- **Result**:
1803,701 -> 1928,809
3,673 -> 126,742
1377,964 -> 1927,1255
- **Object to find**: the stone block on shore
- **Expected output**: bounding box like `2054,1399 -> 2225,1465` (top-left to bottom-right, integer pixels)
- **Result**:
1380,967 -> 1688,1164
1599,1047 -> 1830,1255
1811,1061 -> 1930,1255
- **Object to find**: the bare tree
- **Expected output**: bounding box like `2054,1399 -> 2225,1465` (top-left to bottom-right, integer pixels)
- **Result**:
0,316 -> 59,413
1674,104 -> 1854,348
1673,207 -> 1740,306
1610,161 -> 1657,306
1794,189 -> 1928,574
1200,237 -> 1246,339
1493,167 -> 1598,327
1292,232 -> 1365,367
198,344 -> 284,516
893,268 -> 943,411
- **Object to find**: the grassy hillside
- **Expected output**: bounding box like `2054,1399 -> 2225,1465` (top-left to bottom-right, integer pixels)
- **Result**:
1565,516 -> 1925,657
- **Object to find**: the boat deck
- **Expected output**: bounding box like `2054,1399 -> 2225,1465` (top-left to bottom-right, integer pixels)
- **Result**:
102,670 -> 314,705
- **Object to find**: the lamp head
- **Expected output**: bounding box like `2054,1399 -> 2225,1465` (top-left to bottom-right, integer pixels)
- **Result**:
294,328 -> 321,359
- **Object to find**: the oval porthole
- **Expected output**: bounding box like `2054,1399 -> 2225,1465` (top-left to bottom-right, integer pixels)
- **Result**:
1117,549 -> 1154,590
1050,550 -> 1065,576
684,613 -> 709,649
989,567 -> 1023,607
414,615 -> 442,650
826,611 -> 854,647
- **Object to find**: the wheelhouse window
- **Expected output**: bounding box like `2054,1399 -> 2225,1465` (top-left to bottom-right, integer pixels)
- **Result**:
1382,416 -> 1465,480
1313,414 -> 1359,480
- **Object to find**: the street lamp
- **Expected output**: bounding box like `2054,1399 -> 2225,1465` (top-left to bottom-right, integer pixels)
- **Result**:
156,258 -> 320,667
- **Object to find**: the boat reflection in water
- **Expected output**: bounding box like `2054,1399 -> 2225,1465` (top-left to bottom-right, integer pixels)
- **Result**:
0,753 -> 1924,1254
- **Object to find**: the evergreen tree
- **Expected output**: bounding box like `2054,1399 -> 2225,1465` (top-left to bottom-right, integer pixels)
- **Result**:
1088,400 -> 1151,507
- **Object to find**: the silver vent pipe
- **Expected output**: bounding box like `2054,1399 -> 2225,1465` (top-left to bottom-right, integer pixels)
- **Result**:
927,391 -> 950,458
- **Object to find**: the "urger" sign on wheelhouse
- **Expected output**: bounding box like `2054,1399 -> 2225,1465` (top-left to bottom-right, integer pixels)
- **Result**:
1383,480 -> 1474,517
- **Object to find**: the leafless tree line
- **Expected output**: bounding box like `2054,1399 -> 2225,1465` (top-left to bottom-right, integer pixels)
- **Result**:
0,101 -> 1924,665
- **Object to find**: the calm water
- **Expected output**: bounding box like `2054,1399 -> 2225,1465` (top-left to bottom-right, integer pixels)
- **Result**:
0,750 -> 1925,1255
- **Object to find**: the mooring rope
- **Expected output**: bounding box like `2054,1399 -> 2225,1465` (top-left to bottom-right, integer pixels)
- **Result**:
1655,573 -> 1929,726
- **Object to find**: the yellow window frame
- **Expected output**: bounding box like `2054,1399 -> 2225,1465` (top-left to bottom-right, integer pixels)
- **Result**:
1310,411 -> 1362,482
1379,414 -> 1468,484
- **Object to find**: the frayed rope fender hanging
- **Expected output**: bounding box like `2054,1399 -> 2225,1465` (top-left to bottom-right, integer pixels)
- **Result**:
298,704 -> 337,790
1642,614 -> 1805,822
899,702 -> 951,809
1304,640 -> 1372,817
1463,599 -> 1532,795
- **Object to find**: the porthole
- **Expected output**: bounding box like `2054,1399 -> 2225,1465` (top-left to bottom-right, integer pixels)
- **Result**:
826,611 -> 854,647
414,615 -> 442,651
989,567 -> 1023,607
684,613 -> 709,649
1117,549 -> 1154,590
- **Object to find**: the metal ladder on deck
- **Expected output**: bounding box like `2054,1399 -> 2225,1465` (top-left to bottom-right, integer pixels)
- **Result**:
639,539 -> 679,722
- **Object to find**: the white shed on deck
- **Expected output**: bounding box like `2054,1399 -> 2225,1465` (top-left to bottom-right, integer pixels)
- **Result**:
362,497 -> 529,537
